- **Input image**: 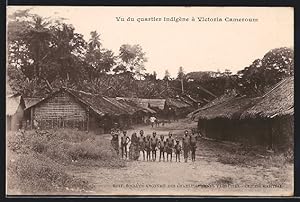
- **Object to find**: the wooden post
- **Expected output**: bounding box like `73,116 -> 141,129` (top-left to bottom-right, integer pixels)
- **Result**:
30,108 -> 33,130
86,108 -> 89,133
268,120 -> 274,150
271,125 -> 274,150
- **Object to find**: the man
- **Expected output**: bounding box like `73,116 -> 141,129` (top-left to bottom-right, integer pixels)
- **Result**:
155,119 -> 160,127
174,140 -> 182,162
138,130 -> 146,161
149,116 -> 156,128
166,132 -> 174,162
150,132 -> 159,161
120,131 -> 130,159
158,135 -> 166,162
182,130 -> 190,163
145,134 -> 152,161
190,130 -> 197,162
110,129 -> 119,155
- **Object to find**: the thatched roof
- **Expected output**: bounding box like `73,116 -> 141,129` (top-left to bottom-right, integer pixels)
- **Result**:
166,98 -> 191,108
241,77 -> 294,119
115,97 -> 156,114
24,98 -> 43,109
6,94 -> 25,116
117,97 -> 166,110
68,90 -> 127,116
104,97 -> 145,115
180,94 -> 210,106
189,77 -> 294,121
192,96 -> 259,120
25,88 -> 155,117
188,90 -> 238,119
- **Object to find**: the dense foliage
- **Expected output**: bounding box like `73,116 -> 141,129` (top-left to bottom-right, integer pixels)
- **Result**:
7,9 -> 294,100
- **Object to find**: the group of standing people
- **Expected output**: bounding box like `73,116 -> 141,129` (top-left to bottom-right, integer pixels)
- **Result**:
111,129 -> 198,162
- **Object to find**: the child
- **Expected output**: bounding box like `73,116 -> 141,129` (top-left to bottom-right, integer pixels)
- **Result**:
166,132 -> 174,162
145,135 -> 152,161
190,132 -> 197,162
158,135 -> 166,162
151,132 -> 158,161
174,140 -> 182,162
138,130 -> 146,161
182,130 -> 190,163
120,131 -> 130,159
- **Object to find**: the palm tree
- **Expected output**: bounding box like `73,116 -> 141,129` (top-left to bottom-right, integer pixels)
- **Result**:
26,15 -> 52,78
88,31 -> 101,51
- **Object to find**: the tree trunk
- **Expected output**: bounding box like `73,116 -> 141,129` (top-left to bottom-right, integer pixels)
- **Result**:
181,79 -> 184,94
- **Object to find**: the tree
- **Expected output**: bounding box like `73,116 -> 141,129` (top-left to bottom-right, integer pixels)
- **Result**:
163,70 -> 171,80
177,66 -> 185,93
163,69 -> 171,88
7,10 -> 88,96
114,44 -> 148,79
177,66 -> 185,80
48,23 -> 87,82
153,71 -> 157,80
8,12 -> 52,80
85,31 -> 115,79
236,47 -> 294,96
88,31 -> 101,50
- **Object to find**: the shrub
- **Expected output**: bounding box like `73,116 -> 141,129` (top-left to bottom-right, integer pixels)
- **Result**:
7,152 -> 92,194
42,132 -> 125,167
7,129 -> 126,194
53,129 -> 95,143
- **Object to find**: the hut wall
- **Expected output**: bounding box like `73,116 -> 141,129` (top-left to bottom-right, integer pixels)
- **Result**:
118,114 -> 132,129
198,117 -> 293,149
99,115 -> 114,133
7,104 -> 24,131
32,91 -> 88,130
132,111 -> 145,124
271,115 -> 294,151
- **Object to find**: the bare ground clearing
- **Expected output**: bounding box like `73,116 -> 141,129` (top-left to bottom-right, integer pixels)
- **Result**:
69,119 -> 293,196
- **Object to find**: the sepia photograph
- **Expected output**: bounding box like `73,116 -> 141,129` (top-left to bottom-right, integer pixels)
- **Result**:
6,6 -> 294,196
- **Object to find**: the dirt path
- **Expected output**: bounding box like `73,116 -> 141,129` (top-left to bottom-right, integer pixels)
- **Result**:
70,120 -> 293,196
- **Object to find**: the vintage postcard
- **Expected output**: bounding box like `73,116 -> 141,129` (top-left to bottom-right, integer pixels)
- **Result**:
6,6 -> 294,196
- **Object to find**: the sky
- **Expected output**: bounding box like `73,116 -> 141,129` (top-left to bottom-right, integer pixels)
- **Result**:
7,6 -> 294,78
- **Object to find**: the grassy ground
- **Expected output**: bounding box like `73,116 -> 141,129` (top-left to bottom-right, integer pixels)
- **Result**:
7,119 -> 293,195
6,129 -> 125,195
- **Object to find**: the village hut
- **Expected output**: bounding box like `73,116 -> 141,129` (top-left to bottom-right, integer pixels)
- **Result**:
191,77 -> 294,150
240,77 -> 294,150
188,89 -> 239,119
193,94 -> 260,142
6,94 -> 26,131
24,88 -> 144,132
116,97 -> 194,120
114,97 -> 156,124
179,94 -> 203,108
137,98 -> 166,114
116,97 -> 165,118
164,98 -> 194,120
